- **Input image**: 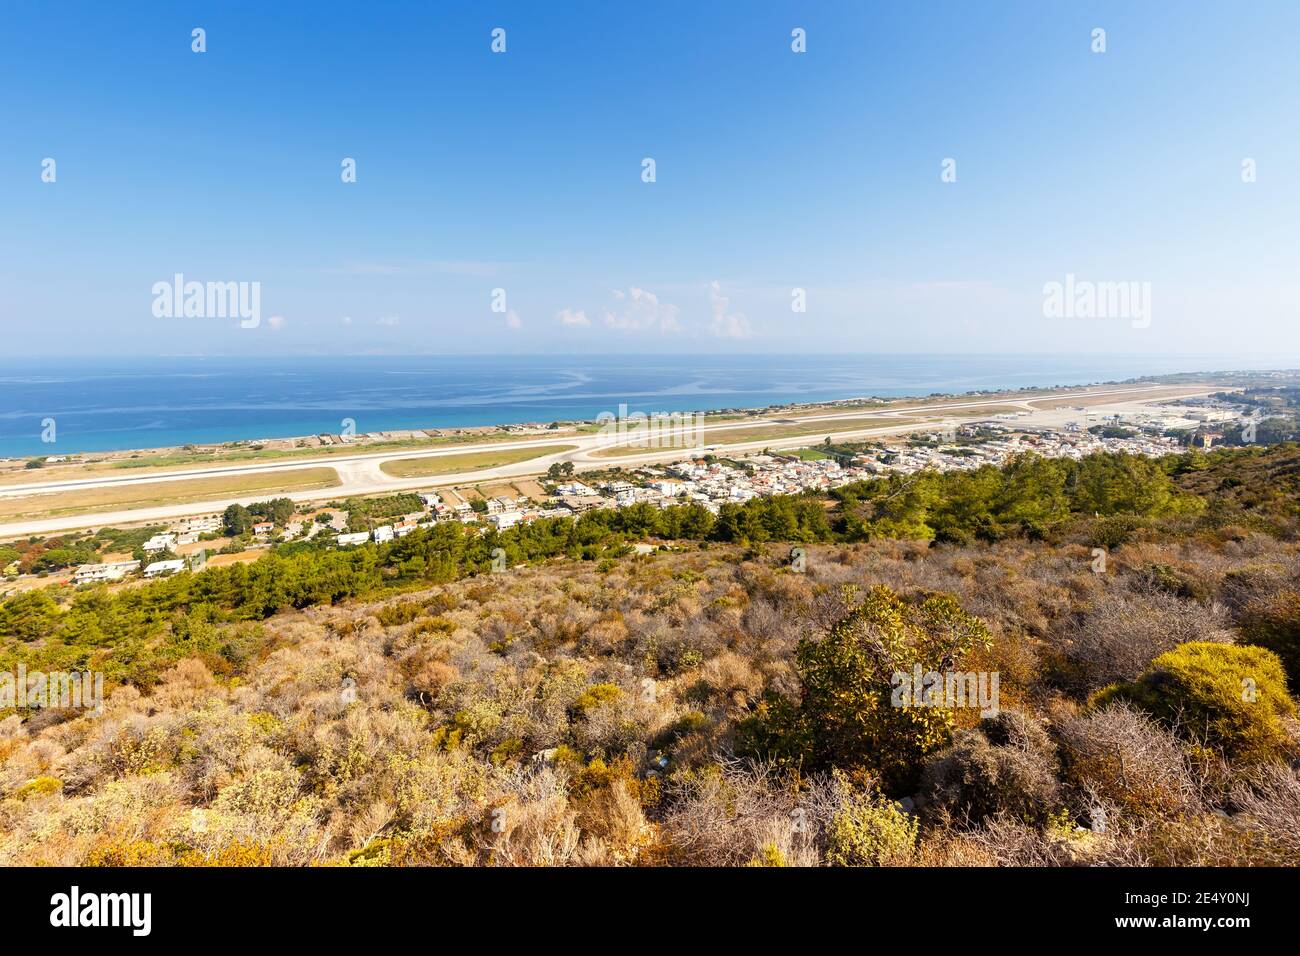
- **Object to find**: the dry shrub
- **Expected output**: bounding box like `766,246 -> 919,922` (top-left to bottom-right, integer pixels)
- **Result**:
920,710 -> 1061,827
912,830 -> 998,866
572,776 -> 649,864
150,659 -> 222,712
658,762 -> 816,867
1235,589 -> 1300,690
484,767 -> 580,866
1057,701 -> 1204,820
4,534 -> 1298,868
959,814 -> 1090,866
697,651 -> 764,711
576,614 -> 629,657
401,649 -> 459,707
1054,589 -> 1233,694
570,682 -> 659,757
1228,764 -> 1300,865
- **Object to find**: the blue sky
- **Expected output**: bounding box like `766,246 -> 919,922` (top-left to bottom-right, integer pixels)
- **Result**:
2,0 -> 1298,358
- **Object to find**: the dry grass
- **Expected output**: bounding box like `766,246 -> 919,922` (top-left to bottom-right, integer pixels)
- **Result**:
1027,386 -> 1213,411
379,446 -> 576,479
510,480 -> 547,498
0,432 -> 586,488
0,468 -> 341,521
594,417 -> 917,457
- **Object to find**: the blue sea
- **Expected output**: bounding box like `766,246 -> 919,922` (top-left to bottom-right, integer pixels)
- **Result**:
0,354 -> 1287,458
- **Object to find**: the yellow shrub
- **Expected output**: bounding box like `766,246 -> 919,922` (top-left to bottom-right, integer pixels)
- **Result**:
178,840 -> 277,867
11,776 -> 61,800
1093,642 -> 1296,764
86,839 -> 173,867
824,778 -> 919,867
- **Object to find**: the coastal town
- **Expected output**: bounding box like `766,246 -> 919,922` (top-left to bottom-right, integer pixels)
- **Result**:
2,374 -> 1292,597
0,393 -> 1249,594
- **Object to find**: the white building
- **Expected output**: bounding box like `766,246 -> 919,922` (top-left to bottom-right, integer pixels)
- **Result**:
336,532 -> 370,547
171,514 -> 222,535
489,511 -> 523,530
143,559 -> 186,578
555,481 -> 595,497
372,525 -> 395,543
73,560 -> 140,584
143,533 -> 178,553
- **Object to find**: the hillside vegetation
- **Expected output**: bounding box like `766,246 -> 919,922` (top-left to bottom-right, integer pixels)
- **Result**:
1,446 -> 1299,866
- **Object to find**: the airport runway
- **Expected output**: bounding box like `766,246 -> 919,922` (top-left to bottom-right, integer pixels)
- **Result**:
0,384 -> 1215,540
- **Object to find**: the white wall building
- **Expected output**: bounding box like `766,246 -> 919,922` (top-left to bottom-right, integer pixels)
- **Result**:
143,559 -> 185,578
143,533 -> 178,553
73,560 -> 140,584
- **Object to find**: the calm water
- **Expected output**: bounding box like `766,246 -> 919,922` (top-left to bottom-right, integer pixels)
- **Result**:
0,353 -> 1283,457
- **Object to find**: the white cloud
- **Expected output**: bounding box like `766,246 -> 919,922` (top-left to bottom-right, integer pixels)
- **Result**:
603,286 -> 682,333
341,315 -> 353,325
554,284 -> 753,339
266,314 -> 286,330
707,280 -> 753,339
376,315 -> 400,327
555,308 -> 590,327
505,309 -> 522,330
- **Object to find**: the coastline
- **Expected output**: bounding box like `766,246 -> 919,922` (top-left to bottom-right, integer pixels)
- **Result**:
1,354 -> 1288,460
0,379 -> 1233,543
2,372 -> 1193,467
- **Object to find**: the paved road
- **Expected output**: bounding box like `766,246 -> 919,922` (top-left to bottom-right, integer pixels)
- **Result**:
0,384 -> 1214,539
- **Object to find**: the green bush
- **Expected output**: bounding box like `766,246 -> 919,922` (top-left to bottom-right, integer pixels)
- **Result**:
1092,642 -> 1296,764
744,843 -> 789,867
739,585 -> 990,791
824,775 -> 919,866
571,683 -> 623,717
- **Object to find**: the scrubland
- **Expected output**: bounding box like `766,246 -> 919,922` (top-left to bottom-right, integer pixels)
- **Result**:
1,445 -> 1298,866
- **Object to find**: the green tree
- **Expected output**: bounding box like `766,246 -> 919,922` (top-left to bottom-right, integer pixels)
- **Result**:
0,589 -> 61,642
741,585 -> 991,791
223,503 -> 252,536
1067,452 -> 1200,519
249,497 -> 295,525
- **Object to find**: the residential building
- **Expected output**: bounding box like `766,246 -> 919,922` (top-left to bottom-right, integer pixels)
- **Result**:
489,511 -> 522,530
73,560 -> 140,584
143,533 -> 177,553
170,514 -> 222,535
